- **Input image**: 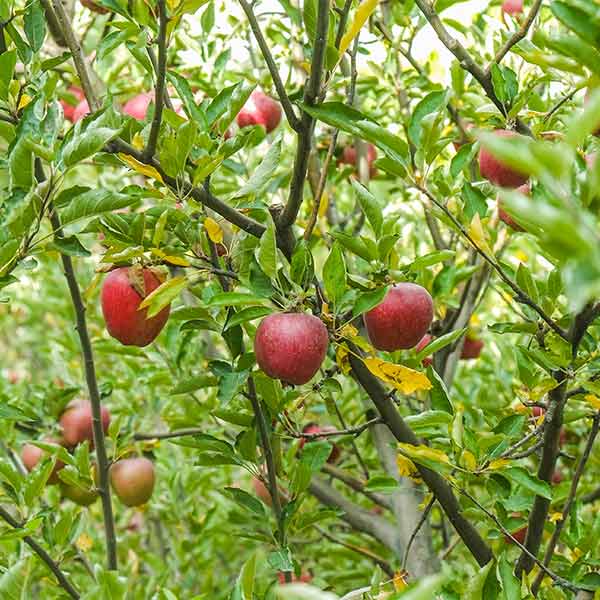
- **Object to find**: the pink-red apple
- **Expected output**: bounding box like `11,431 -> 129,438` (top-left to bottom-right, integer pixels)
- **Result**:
236,90 -> 282,133
101,266 -> 171,347
60,86 -> 85,123
278,571 -> 312,584
502,0 -> 523,15
253,477 -> 272,506
498,182 -> 530,231
479,129 -> 529,188
363,283 -> 434,351
123,93 -> 153,120
415,333 -> 434,367
254,313 -> 328,385
299,423 -> 340,464
72,99 -> 90,123
460,335 -> 483,360
59,400 -> 111,448
338,143 -> 378,178
21,438 -> 65,484
110,457 -> 156,507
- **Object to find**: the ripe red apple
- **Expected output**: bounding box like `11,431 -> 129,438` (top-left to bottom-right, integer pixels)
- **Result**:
72,99 -> 90,123
123,93 -> 153,120
552,470 -> 563,485
460,336 -> 483,360
502,0 -> 523,15
498,182 -> 530,231
478,129 -> 529,188
506,525 -> 527,545
60,482 -> 98,506
253,477 -> 272,506
338,143 -> 378,178
21,438 -> 65,484
110,457 -> 156,507
59,400 -> 111,448
80,0 -> 109,13
60,86 -> 85,123
236,90 -> 282,133
101,266 -> 171,347
415,333 -> 433,367
363,283 -> 434,352
277,571 -> 312,584
254,313 -> 328,385
299,424 -> 341,464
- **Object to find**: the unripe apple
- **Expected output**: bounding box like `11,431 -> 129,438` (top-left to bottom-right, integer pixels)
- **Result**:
123,93 -> 153,120
80,0 -> 109,13
60,86 -> 85,123
236,90 -> 282,133
59,400 -> 111,448
254,313 -> 329,385
498,182 -> 530,231
21,438 -> 65,484
299,423 -> 340,464
363,283 -> 434,351
502,0 -> 523,15
72,99 -> 90,123
277,571 -> 312,584
110,457 -> 156,507
101,267 -> 171,347
60,481 -> 99,506
478,129 -> 529,188
252,476 -> 272,506
338,143 -> 378,178
415,333 -> 433,367
460,336 -> 483,360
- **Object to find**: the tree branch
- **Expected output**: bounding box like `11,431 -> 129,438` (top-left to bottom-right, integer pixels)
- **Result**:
347,346 -> 494,567
491,0 -> 543,67
142,0 -> 167,161
238,0 -> 300,131
0,506 -> 80,599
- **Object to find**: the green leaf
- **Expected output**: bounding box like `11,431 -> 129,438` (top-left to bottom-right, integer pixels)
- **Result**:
216,82 -> 255,134
223,306 -> 271,332
223,487 -> 266,517
551,2 -> 600,47
24,0 -> 46,53
364,475 -> 398,492
450,142 -> 476,178
138,275 -> 187,318
49,235 -> 91,257
299,441 -> 332,473
497,554 -> 520,600
170,375 -> 217,394
207,292 -> 269,307
330,230 -> 375,262
0,50 -> 16,101
408,250 -> 455,271
516,263 -> 539,303
427,366 -> 454,414
415,328 -> 467,362
462,182 -> 488,220
352,287 -> 387,318
290,240 -> 315,290
232,135 -> 282,199
323,242 -> 346,305
464,560 -> 494,600
409,90 -> 448,146
256,217 -> 278,279
504,467 -> 552,499
60,189 -> 138,225
167,71 -> 207,128
351,179 -> 382,237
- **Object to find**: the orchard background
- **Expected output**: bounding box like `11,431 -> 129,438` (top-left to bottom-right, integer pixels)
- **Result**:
2,0 -> 600,598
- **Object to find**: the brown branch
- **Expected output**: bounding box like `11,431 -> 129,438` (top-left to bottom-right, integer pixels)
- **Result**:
500,421 -> 545,458
492,0 -> 543,67
402,496 -> 435,572
0,506 -> 80,599
288,417 -> 382,440
532,413 -> 600,594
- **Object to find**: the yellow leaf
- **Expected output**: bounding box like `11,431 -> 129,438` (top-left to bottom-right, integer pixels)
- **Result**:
76,533 -> 92,552
339,0 -> 379,57
336,343 -> 352,375
338,323 -> 358,339
318,191 -> 329,218
132,132 -> 145,150
205,216 -> 224,244
468,213 -> 493,257
549,512 -> 563,524
515,249 -> 528,263
150,248 -> 191,267
585,394 -> 600,410
487,458 -> 510,471
461,450 -> 477,471
398,443 -> 450,468
363,357 -> 432,394
396,454 -> 421,482
18,94 -> 32,111
118,153 -> 164,183
393,571 -> 408,590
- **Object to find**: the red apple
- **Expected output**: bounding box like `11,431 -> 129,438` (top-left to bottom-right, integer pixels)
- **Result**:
253,477 -> 272,506
110,457 -> 156,507
363,283 -> 434,351
101,266 -> 171,347
80,0 -> 109,13
502,0 -> 523,15
506,525 -> 527,545
531,406 -> 544,419
123,93 -> 153,121
72,99 -> 90,123
236,90 -> 282,133
60,482 -> 98,506
277,571 -> 312,584
59,400 -> 111,448
299,424 -> 340,464
415,333 -> 433,367
460,336 -> 483,360
21,438 -> 65,484
552,471 -> 563,485
60,86 -> 85,123
254,313 -> 328,385
478,129 -> 529,188
586,153 -> 597,168
338,143 -> 378,178
498,182 -> 530,231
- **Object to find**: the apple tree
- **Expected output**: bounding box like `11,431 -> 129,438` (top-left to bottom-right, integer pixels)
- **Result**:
1,0 -> 600,598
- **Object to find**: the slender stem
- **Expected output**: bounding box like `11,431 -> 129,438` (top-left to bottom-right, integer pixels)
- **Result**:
290,417 -> 382,439
334,0 -> 353,48
0,506 -> 80,599
492,0 -> 543,66
402,496 -> 435,571
500,421 -> 545,458
238,0 -> 300,131
143,0 -> 167,161
48,205 -> 118,571
146,46 -> 174,111
134,427 -> 204,440
532,413 -> 600,594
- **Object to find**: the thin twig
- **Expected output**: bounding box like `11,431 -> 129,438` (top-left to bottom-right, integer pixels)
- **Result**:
288,417 -> 383,439
402,496 -> 435,572
143,0 -> 168,161
0,506 -> 80,599
500,422 -> 545,458
134,427 -> 204,440
543,88 -> 579,123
